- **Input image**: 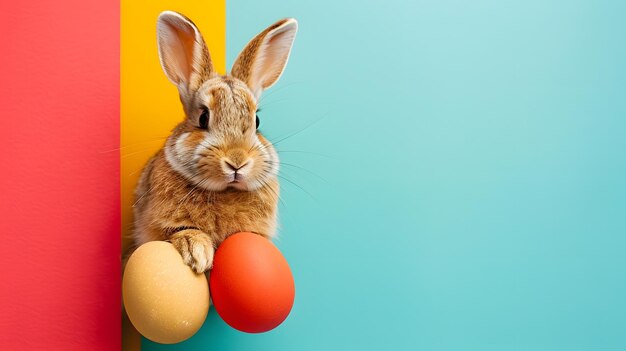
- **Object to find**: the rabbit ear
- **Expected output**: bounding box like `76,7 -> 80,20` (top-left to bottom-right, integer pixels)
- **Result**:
231,19 -> 298,99
157,11 -> 213,95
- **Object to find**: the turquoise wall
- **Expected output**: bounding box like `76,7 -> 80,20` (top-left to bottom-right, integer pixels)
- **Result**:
145,1 -> 626,349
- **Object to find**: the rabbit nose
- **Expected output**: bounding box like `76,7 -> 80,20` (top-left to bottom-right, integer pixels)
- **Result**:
224,159 -> 249,172
223,149 -> 249,172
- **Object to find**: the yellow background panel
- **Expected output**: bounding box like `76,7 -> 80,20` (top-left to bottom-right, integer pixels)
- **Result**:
121,1 -> 225,350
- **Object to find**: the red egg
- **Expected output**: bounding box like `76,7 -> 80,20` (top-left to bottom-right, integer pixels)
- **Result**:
209,232 -> 295,333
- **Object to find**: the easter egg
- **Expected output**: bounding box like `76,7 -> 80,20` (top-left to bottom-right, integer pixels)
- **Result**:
123,241 -> 210,344
209,232 -> 295,333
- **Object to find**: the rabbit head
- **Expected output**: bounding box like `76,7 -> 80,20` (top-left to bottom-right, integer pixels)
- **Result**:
156,11 -> 297,191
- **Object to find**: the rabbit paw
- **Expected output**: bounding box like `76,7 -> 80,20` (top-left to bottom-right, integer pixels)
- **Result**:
170,230 -> 214,273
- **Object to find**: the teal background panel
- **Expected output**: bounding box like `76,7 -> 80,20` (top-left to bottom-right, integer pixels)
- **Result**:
145,0 -> 626,350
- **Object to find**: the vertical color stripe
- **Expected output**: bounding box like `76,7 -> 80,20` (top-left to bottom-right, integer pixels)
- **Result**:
121,1 -> 226,349
0,1 -> 120,350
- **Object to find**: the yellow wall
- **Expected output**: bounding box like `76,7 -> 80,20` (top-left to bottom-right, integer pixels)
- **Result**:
121,1 -> 225,350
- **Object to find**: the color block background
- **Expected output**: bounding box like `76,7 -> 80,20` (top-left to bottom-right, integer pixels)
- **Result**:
0,0 -> 120,350
1,1 -> 625,350
145,0 -> 626,350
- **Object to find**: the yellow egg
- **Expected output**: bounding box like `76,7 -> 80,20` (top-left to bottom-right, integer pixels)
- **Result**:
123,241 -> 209,344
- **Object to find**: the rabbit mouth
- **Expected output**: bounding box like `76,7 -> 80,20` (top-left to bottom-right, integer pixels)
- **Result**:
226,172 -> 247,188
227,179 -> 249,190
226,171 -> 244,183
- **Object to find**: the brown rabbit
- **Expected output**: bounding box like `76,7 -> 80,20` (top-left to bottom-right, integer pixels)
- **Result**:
131,11 -> 298,273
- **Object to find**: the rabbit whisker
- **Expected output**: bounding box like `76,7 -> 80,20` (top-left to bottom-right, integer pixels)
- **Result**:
100,136 -> 168,153
266,160 -> 327,183
275,174 -> 316,201
174,178 -> 209,214
276,149 -> 335,159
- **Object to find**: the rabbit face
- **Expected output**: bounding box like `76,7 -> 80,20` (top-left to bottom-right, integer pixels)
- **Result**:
164,76 -> 279,191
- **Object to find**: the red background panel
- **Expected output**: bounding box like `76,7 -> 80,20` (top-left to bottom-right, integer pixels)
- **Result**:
0,1 -> 120,350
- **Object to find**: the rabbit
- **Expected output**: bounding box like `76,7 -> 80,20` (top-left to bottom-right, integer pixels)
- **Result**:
130,11 -> 298,273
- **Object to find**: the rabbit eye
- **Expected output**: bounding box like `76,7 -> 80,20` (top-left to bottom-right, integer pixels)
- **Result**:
255,114 -> 260,129
198,109 -> 209,129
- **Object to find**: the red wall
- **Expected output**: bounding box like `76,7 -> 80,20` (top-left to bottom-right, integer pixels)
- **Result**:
0,1 -> 120,350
